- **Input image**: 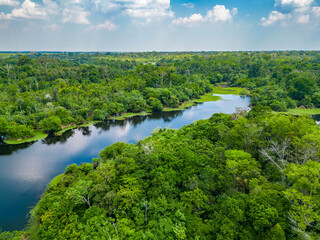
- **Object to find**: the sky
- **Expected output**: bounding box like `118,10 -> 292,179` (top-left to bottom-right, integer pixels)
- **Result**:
0,0 -> 320,51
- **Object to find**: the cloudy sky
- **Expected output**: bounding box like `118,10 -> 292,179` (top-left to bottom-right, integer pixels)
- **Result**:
0,0 -> 320,51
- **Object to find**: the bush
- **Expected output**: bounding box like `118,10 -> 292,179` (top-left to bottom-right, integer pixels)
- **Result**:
8,124 -> 34,139
92,109 -> 107,121
148,97 -> 163,111
270,101 -> 287,112
39,116 -> 62,133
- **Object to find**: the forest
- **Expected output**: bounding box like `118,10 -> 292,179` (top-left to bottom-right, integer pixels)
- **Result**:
1,51 -> 320,143
1,52 -> 320,239
2,106 -> 320,239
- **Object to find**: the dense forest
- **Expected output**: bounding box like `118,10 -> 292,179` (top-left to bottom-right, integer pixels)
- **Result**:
1,52 -> 320,239
1,51 -> 320,142
2,106 -> 320,239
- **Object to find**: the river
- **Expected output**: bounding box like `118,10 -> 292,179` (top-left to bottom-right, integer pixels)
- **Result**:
0,94 -> 250,231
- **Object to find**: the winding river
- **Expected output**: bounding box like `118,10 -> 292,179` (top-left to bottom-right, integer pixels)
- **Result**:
0,94 -> 251,231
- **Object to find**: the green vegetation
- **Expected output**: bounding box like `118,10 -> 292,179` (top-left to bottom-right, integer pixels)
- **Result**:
54,125 -> 77,136
2,51 -> 320,239
278,108 -> 320,115
78,121 -> 96,128
11,106 -> 320,240
1,51 -> 320,144
194,93 -> 222,102
109,112 -> 151,120
212,86 -> 244,95
0,52 -> 216,143
4,131 -> 47,144
163,101 -> 196,111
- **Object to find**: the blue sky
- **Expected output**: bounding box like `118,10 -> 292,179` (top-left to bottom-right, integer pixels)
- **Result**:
0,0 -> 320,51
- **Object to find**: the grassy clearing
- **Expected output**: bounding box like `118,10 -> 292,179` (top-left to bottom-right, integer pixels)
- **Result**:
212,86 -> 244,95
109,112 -> 151,120
163,101 -> 196,112
79,121 -> 97,127
4,132 -> 48,145
276,108 -> 320,116
55,125 -> 77,136
194,94 -> 222,103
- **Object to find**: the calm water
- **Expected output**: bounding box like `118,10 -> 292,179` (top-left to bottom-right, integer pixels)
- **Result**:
311,115 -> 320,125
0,94 -> 250,231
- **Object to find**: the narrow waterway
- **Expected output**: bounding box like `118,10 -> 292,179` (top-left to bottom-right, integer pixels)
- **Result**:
0,94 -> 251,231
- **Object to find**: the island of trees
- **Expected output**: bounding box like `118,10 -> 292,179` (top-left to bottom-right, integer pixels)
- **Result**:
1,51 -> 320,239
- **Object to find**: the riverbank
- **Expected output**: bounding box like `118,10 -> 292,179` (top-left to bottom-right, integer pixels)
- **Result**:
4,122 -> 97,145
4,86 -> 244,145
4,132 -> 48,145
275,108 -> 320,116
108,112 -> 152,120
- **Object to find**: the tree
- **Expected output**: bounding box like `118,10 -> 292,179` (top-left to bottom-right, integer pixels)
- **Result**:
7,124 -> 34,139
148,97 -> 163,111
284,161 -> 320,231
39,116 -> 62,133
0,117 -> 9,136
67,180 -> 93,208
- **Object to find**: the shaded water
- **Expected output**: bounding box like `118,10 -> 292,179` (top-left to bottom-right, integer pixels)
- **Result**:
311,115 -> 320,125
0,94 -> 250,231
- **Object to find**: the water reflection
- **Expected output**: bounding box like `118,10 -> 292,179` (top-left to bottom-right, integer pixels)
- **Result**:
0,95 -> 250,231
311,115 -> 320,125
0,142 -> 35,156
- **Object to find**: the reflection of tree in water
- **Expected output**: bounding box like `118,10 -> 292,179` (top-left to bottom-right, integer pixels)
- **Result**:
94,120 -> 114,131
42,129 -> 75,145
95,110 -> 184,132
2,108 -> 189,151
0,141 -> 35,156
147,110 -> 183,122
78,127 -> 92,136
311,115 -> 320,122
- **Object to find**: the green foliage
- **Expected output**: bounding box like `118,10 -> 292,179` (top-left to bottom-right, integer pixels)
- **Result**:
24,110 -> 320,239
0,231 -> 25,240
92,109 -> 107,121
7,124 -> 34,139
3,52 -> 320,238
148,97 -> 163,111
39,116 -> 62,133
4,51 -> 320,141
0,117 -> 9,135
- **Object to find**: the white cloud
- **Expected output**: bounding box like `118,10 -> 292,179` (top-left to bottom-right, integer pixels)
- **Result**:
0,0 -> 19,6
88,19 -> 118,31
0,0 -> 58,20
276,0 -> 314,8
172,4 -> 237,27
231,8 -> 238,16
312,6 -> 320,17
94,0 -> 174,20
0,12 -> 13,20
181,3 -> 194,9
172,13 -> 203,26
125,8 -> 174,19
297,14 -> 309,23
43,0 -> 59,15
260,11 -> 290,26
206,5 -> 237,22
124,0 -> 174,19
62,6 -> 90,24
43,23 -> 58,30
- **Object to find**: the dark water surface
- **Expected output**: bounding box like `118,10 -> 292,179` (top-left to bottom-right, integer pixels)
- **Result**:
0,94 -> 250,231
311,114 -> 320,125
